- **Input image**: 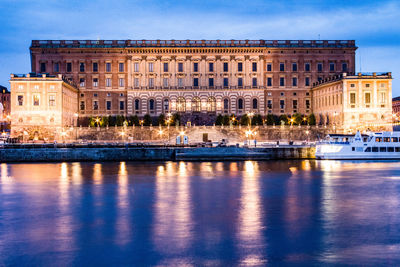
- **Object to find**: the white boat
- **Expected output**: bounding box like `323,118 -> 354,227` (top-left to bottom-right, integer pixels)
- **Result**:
315,131 -> 400,159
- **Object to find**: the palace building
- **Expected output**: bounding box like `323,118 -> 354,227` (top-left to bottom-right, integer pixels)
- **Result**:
29,39 -> 357,119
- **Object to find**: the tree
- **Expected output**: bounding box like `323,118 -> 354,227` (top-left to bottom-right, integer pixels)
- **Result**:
279,114 -> 288,125
293,113 -> 303,125
308,113 -> 316,125
265,114 -> 275,125
102,116 -> 109,127
215,114 -> 224,125
116,115 -> 125,126
230,114 -> 239,126
171,113 -> 181,126
128,115 -> 139,126
157,114 -> 166,126
240,114 -> 250,126
143,114 -> 152,126
222,115 -> 230,126
252,114 -> 263,125
108,115 -> 116,126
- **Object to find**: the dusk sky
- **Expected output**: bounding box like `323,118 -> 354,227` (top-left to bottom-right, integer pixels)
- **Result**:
0,0 -> 399,95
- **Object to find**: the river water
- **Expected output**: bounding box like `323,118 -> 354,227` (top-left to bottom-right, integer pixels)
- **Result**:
0,160 -> 400,266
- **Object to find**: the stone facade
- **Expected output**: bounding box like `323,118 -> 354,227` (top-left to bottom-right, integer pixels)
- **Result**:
10,73 -> 78,139
392,96 -> 400,115
29,39 -> 356,117
312,72 -> 393,130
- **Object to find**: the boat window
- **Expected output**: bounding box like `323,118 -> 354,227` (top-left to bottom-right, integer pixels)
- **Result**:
376,137 -> 382,142
380,147 -> 386,152
364,147 -> 371,152
384,137 -> 390,142
396,147 -> 400,152
356,147 -> 363,152
372,147 -> 378,152
363,137 -> 368,142
388,147 -> 395,152
392,137 -> 398,142
352,147 -> 355,151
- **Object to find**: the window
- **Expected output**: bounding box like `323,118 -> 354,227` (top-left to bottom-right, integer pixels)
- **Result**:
79,62 -> 85,72
119,78 -> 124,87
178,78 -> 183,87
380,92 -> 386,104
252,62 -> 257,72
178,62 -> 183,72
93,78 -> 98,87
163,78 -> 169,87
280,77 -> 285,86
305,77 -> 310,86
207,97 -> 216,112
177,97 -> 186,112
209,78 -> 214,87
18,95 -> 23,106
106,100 -> 111,110
80,101 -> 85,111
192,97 -> 201,112
384,137 -> 390,142
280,92 -> 284,96
238,98 -> 244,110
279,63 -> 285,72
364,147 -> 371,152
267,77 -> 272,87
380,147 -> 387,152
134,78 -> 139,88
293,100 -> 298,109
223,78 -> 229,87
238,62 -> 243,72
119,63 -> 124,72
163,62 -> 168,72
372,147 -> 378,152
209,62 -> 214,72
280,100 -> 285,109
54,62 -> 60,73
106,78 -> 111,87
93,62 -> 98,72
292,77 -> 297,87
306,99 -> 310,109
40,62 -> 46,73
342,63 -> 348,72
376,137 -> 382,142
267,63 -> 272,72
193,62 -> 199,72
223,62 -> 228,72
149,99 -> 155,111
134,62 -> 139,72
106,62 -> 111,72
317,63 -> 323,72
193,78 -> 199,87
163,99 -> 169,112
252,98 -> 258,109
305,63 -> 310,72
107,93 -> 111,97
388,147 -> 394,152
366,84 -> 370,88
350,83 -> 355,88
350,93 -> 356,105
238,77 -> 243,87
93,93 -> 98,97
392,137 -> 398,142
252,78 -> 257,87
66,62 -> 72,72
134,99 -> 140,111
33,94 -> 40,106
149,62 -> 154,72
224,99 -> 229,110
93,101 -> 98,110
49,95 -> 55,106
329,62 -> 335,72
79,78 -> 85,87
292,63 -> 297,72
149,78 -> 154,88
365,92 -> 371,106
267,99 -> 272,109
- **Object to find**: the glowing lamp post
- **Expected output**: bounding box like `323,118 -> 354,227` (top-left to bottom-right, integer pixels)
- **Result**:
248,112 -> 254,126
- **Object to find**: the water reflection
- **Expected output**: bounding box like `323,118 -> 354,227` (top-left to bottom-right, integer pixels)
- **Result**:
115,161 -> 131,245
238,161 -> 266,265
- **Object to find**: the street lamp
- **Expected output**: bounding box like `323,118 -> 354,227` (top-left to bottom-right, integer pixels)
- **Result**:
290,118 -> 294,126
248,112 -> 254,126
95,117 -> 101,127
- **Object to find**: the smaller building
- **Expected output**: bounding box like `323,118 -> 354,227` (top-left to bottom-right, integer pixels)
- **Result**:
0,85 -> 10,118
10,73 -> 78,140
312,72 -> 392,131
392,96 -> 400,115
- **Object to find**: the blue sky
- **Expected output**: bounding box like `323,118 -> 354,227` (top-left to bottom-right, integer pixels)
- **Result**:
0,0 -> 399,95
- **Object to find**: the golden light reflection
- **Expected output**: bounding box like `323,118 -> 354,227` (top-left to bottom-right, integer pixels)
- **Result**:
71,162 -> 82,185
0,163 -> 13,193
153,162 -> 193,257
115,161 -> 131,245
93,163 -> 103,184
230,162 -> 238,172
57,162 -> 73,251
200,162 -> 214,178
239,161 -> 265,265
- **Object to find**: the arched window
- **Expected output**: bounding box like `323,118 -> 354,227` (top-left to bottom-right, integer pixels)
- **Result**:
192,97 -> 201,112
207,97 -> 216,112
177,97 -> 186,112
223,98 -> 229,113
134,99 -> 140,113
238,98 -> 244,110
163,99 -> 169,113
252,98 -> 258,110
149,99 -> 155,112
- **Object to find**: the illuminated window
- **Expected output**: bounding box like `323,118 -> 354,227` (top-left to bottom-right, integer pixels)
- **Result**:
33,94 -> 40,106
207,97 -> 216,112
192,97 -> 201,112
49,95 -> 55,106
93,78 -> 98,87
177,97 -> 186,112
119,78 -> 124,87
106,78 -> 111,87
